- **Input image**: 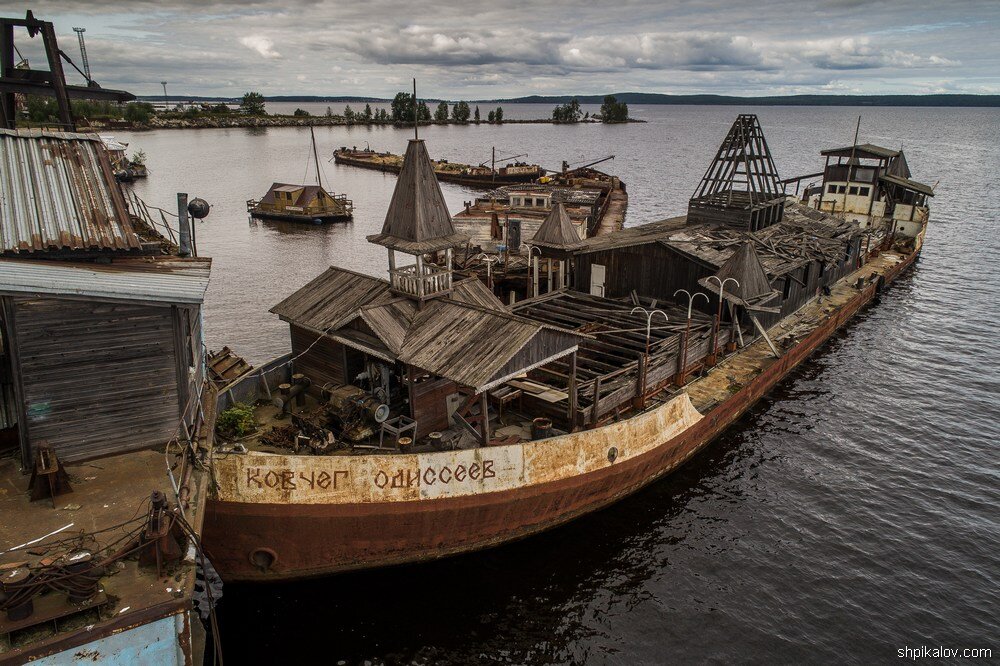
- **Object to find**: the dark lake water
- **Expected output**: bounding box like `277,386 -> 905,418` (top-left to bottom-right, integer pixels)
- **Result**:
122,104 -> 1000,663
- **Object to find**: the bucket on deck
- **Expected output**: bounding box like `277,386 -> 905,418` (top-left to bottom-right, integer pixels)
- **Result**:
531,417 -> 552,440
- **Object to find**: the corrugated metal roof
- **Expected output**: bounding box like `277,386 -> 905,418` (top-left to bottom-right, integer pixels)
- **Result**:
0,256 -> 212,304
0,128 -> 140,255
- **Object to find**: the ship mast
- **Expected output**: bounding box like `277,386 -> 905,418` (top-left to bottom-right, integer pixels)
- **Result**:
310,125 -> 322,188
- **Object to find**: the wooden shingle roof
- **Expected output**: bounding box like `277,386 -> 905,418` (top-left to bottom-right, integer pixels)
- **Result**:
709,242 -> 775,303
270,266 -> 392,332
367,139 -> 468,254
450,276 -> 505,311
531,202 -> 583,250
398,300 -> 582,391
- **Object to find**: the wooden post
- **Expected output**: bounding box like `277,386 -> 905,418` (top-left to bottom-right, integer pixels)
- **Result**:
532,256 -> 539,297
675,330 -> 688,387
567,351 -> 578,427
415,253 -> 425,298
635,354 -> 647,408
479,391 -> 490,445
591,375 -> 602,425
40,22 -> 74,131
547,258 -> 554,293
406,365 -> 416,419
707,314 -> 719,366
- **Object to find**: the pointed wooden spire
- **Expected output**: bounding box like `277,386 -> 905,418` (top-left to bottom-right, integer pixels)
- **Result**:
367,139 -> 468,255
714,242 -> 774,302
531,202 -> 583,251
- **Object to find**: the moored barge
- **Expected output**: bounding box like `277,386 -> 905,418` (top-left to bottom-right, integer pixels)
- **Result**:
203,114 -> 933,581
333,146 -> 545,188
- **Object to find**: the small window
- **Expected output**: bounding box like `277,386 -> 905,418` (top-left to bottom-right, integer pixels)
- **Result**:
782,276 -> 792,299
838,185 -> 847,194
827,184 -> 837,194
858,186 -> 870,197
848,186 -> 859,195
536,198 -> 546,207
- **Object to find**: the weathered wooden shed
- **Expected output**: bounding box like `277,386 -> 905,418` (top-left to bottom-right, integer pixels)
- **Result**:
0,257 -> 211,463
0,128 -> 211,464
572,203 -> 863,326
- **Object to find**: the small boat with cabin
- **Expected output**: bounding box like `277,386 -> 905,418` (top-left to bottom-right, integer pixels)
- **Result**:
247,128 -> 353,224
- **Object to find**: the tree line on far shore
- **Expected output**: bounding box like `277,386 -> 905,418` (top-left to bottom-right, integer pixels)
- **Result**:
552,96 -> 629,123
17,90 -> 628,128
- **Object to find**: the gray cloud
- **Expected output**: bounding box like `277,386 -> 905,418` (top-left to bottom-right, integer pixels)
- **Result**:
5,0 -> 995,97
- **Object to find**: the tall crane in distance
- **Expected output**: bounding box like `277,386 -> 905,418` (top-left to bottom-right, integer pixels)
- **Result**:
72,27 -> 91,82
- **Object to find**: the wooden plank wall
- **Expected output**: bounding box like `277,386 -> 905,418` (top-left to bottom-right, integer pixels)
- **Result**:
11,297 -> 181,462
410,375 -> 459,438
289,324 -> 346,390
576,245 -> 715,314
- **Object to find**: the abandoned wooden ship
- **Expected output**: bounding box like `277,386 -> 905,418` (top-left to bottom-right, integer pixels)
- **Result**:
333,145 -> 545,188
202,113 -> 933,582
248,128 -> 353,224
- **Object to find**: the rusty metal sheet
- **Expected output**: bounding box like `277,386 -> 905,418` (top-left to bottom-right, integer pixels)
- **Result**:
0,128 -> 139,255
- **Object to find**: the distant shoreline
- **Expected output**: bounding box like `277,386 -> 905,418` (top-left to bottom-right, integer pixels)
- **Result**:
84,115 -> 645,131
137,93 -> 1000,108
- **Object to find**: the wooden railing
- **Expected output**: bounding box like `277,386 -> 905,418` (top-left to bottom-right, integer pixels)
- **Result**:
389,264 -> 453,298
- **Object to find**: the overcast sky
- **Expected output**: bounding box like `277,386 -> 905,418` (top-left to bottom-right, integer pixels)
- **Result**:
6,1 -> 998,99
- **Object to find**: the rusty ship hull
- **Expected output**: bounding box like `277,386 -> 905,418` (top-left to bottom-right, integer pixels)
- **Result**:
333,149 -> 544,188
203,235 -> 921,582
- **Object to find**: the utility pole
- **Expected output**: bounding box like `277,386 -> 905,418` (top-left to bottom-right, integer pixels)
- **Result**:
161,81 -> 169,110
72,27 -> 90,81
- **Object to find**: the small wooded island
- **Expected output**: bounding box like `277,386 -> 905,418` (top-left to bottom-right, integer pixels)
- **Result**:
21,89 -> 642,131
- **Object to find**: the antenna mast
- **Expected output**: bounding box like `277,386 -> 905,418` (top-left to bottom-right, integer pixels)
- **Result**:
72,27 -> 90,81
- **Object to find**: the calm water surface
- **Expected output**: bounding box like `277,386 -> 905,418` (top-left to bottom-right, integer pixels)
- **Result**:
123,105 -> 999,664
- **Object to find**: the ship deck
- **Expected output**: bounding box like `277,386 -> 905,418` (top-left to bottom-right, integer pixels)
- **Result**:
0,449 -> 204,658
220,236 -> 911,466
684,247 -> 910,414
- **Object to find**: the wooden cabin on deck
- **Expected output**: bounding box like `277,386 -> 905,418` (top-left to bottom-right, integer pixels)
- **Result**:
271,138 -> 587,443
811,143 -> 933,235
572,115 -> 866,331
